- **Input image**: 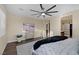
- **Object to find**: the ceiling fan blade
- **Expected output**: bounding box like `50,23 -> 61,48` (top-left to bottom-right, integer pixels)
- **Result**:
46,5 -> 56,12
45,13 -> 52,16
47,11 -> 58,13
31,14 -> 38,16
37,13 -> 41,17
30,9 -> 41,13
40,4 -> 44,10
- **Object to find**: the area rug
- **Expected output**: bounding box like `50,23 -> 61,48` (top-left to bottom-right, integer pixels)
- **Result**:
17,41 -> 37,55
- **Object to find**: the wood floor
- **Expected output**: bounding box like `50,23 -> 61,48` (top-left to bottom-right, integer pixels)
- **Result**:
3,38 -> 40,55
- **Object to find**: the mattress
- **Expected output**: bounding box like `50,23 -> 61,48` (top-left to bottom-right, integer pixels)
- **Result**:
32,38 -> 79,55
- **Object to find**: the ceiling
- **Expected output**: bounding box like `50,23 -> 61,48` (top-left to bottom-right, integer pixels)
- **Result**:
5,4 -> 79,19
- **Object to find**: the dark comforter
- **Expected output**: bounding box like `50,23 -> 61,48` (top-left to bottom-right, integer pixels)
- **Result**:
33,36 -> 68,50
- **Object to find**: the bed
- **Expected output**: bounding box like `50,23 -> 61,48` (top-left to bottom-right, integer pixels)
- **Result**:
32,36 -> 79,55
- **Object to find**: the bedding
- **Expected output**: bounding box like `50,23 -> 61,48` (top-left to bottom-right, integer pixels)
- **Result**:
32,38 -> 79,55
33,36 -> 68,50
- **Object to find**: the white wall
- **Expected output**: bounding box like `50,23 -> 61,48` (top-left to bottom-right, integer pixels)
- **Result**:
7,13 -> 48,43
71,11 -> 79,39
49,17 -> 61,37
0,5 -> 7,55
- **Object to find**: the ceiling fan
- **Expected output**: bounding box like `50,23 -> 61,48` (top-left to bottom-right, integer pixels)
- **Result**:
30,4 -> 58,18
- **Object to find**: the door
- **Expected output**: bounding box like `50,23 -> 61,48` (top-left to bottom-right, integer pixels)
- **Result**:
46,22 -> 50,37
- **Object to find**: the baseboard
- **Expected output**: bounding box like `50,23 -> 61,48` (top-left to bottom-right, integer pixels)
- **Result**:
7,39 -> 17,43
7,37 -> 42,44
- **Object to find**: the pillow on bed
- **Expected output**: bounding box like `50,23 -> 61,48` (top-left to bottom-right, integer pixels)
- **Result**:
33,36 -> 68,50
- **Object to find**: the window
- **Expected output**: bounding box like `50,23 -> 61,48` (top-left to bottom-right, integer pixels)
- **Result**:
0,9 -> 6,37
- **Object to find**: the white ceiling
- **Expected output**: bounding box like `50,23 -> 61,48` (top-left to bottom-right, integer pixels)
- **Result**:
5,4 -> 79,19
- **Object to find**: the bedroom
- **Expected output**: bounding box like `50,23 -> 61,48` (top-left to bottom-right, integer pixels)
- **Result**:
0,4 -> 79,55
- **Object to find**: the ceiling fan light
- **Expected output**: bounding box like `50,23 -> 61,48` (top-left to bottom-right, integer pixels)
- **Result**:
41,13 -> 45,15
